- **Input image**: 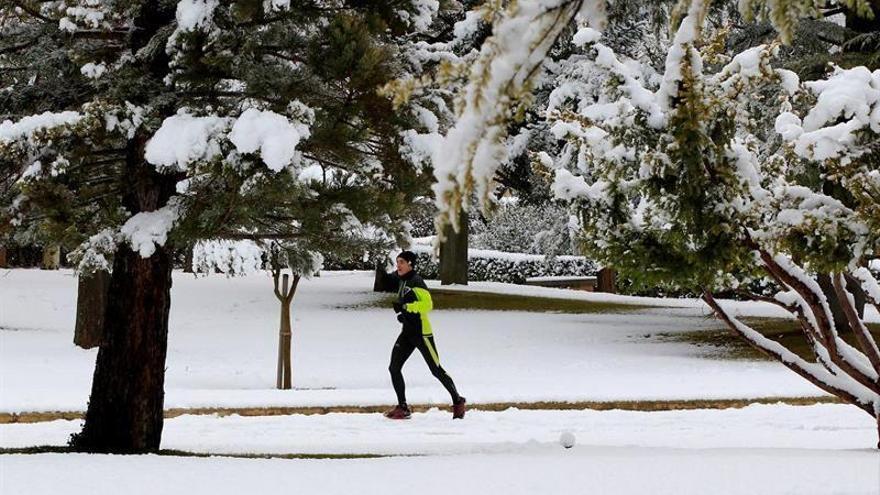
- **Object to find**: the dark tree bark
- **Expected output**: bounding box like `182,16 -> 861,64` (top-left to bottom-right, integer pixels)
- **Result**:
374,263 -> 388,292
0,246 -> 7,268
71,131 -> 179,453
817,274 -> 866,334
439,210 -> 468,285
70,243 -> 173,452
73,269 -> 110,349
183,243 -> 194,273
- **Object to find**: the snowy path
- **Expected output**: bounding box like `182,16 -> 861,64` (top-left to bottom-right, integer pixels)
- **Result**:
3,404 -> 880,495
2,269 -> 867,413
1,403 -> 875,453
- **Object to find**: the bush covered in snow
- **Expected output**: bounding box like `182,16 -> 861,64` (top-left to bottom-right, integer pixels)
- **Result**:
470,201 -> 576,257
325,243 -> 596,283
410,0 -> 880,445
408,245 -> 596,283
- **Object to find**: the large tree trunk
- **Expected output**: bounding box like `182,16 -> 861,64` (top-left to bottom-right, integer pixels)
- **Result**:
439,210 -> 468,285
73,269 -> 110,349
71,126 -> 179,452
70,243 -> 173,452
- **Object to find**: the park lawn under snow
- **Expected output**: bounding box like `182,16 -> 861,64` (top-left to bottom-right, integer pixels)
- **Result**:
4,269 -> 880,495
2,404 -> 879,494
2,404 -> 879,495
3,268 -> 878,414
4,446 -> 877,495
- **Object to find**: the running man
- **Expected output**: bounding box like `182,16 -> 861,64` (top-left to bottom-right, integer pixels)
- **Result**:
376,250 -> 466,420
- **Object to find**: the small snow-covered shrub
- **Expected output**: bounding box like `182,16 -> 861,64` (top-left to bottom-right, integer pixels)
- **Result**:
470,201 -> 576,257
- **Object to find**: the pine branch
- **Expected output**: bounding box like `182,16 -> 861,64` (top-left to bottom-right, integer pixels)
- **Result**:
822,7 -> 846,17
0,36 -> 40,55
216,232 -> 305,240
10,0 -> 53,23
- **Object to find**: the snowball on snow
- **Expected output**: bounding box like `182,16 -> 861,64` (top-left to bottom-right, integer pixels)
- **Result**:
559,431 -> 576,448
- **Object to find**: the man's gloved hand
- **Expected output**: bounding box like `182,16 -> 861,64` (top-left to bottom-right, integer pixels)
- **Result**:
392,302 -> 403,313
397,313 -> 406,323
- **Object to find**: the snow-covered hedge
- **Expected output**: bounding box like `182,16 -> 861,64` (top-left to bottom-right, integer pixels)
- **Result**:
408,245 -> 596,283
323,243 -> 596,283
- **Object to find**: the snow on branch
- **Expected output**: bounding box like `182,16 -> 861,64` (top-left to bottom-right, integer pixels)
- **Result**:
144,111 -> 229,173
119,199 -> 182,258
144,108 -> 311,173
432,0 -> 606,243
228,108 -> 309,172
703,292 -> 877,416
0,111 -> 83,144
853,267 -> 880,309
832,273 -> 880,375
192,239 -> 264,275
656,0 -> 706,113
776,66 -> 880,163
758,250 -> 880,390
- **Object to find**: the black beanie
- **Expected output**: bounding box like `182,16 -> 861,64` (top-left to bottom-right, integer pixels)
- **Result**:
397,250 -> 417,266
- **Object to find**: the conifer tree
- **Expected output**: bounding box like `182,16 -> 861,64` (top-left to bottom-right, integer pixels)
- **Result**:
1,0 -> 433,452
425,0 -> 880,446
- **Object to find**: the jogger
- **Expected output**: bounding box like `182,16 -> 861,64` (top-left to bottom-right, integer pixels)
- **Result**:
377,250 -> 466,419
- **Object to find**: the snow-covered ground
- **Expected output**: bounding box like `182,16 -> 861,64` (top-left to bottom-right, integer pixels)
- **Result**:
5,268 -> 878,413
1,403 -> 875,454
4,269 -> 880,494
3,404 -> 879,494
4,447 -> 877,495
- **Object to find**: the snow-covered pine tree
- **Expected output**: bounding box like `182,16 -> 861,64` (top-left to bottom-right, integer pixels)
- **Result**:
1,0 -> 432,452
429,0 -> 880,446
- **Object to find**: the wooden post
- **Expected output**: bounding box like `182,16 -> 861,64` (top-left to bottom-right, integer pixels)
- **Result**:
273,271 -> 299,390
74,269 -> 110,349
596,267 -> 616,293
374,262 -> 388,292
0,245 -> 7,268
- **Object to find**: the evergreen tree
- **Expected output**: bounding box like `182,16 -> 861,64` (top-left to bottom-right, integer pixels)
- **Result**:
1,0 -> 432,452
423,0 -> 880,446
